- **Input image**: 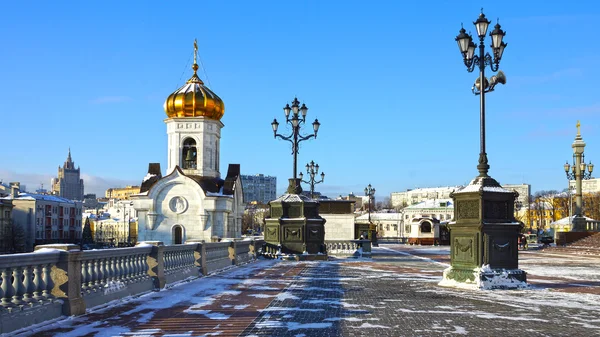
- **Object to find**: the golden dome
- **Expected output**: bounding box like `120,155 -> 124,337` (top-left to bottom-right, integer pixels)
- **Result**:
164,41 -> 224,120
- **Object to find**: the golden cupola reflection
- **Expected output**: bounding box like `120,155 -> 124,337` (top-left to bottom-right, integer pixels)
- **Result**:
164,40 -> 224,120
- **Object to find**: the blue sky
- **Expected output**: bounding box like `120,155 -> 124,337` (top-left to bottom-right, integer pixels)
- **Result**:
1,1 -> 599,199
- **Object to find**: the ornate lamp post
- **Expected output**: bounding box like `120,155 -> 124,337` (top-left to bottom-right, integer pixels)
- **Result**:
364,184 -> 376,223
564,121 -> 594,231
264,97 -> 326,257
299,161 -> 325,199
440,10 -> 525,289
455,9 -> 507,176
271,98 -> 321,194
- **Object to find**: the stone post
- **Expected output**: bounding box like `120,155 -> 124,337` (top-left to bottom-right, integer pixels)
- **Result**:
143,241 -> 165,289
199,243 -> 208,276
185,240 -> 205,275
35,244 -> 86,316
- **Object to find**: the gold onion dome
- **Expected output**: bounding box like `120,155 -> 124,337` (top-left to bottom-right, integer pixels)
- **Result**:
164,41 -> 224,120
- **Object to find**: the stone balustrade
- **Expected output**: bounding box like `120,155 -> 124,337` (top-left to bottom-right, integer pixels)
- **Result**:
325,240 -> 372,258
0,239 -> 264,335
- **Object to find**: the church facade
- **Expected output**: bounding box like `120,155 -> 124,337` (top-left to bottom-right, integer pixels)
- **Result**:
132,42 -> 243,245
51,149 -> 84,201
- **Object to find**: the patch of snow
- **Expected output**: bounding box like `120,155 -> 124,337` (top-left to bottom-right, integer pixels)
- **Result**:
359,323 -> 389,328
143,173 -> 156,182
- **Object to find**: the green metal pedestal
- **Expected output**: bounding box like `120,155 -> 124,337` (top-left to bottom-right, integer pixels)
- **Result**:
440,176 -> 526,289
264,179 -> 326,257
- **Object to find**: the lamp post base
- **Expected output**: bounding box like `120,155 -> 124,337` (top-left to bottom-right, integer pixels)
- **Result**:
443,175 -> 526,290
571,215 -> 588,232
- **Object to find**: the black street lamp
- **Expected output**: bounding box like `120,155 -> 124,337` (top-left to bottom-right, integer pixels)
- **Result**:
564,121 -> 594,228
272,97 -> 321,194
299,161 -> 325,199
364,184 -> 376,223
455,9 -> 507,177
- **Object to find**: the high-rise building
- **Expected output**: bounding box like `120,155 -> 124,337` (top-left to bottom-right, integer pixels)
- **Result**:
241,174 -> 277,204
51,149 -> 84,201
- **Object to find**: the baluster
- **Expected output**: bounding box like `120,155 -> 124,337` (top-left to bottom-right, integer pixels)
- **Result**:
11,267 -> 25,306
22,266 -> 34,303
81,260 -> 89,292
165,251 -> 171,273
177,251 -> 183,269
141,254 -> 149,280
32,265 -> 43,301
1,268 -> 14,307
89,259 -> 98,291
124,255 -> 132,283
100,259 -> 108,286
43,264 -> 54,299
94,259 -> 102,288
107,257 -> 115,284
119,256 -> 127,283
115,256 -> 122,283
131,254 -> 139,282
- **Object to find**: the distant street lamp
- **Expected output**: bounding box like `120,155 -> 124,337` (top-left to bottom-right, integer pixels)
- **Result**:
563,121 -> 594,231
271,97 -> 321,194
299,161 -> 325,199
364,184 -> 376,223
455,9 -> 507,176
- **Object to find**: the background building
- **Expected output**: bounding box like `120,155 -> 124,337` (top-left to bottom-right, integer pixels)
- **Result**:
6,190 -> 82,252
0,199 -> 13,253
105,185 -> 141,200
51,149 -> 84,200
241,174 -> 276,204
391,186 -> 459,208
569,177 -> 600,193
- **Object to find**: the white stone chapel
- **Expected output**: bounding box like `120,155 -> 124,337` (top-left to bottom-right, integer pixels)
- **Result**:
132,42 -> 243,244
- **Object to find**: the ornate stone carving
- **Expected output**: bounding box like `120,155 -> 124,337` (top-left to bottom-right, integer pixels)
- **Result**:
484,201 -> 508,220
457,200 -> 479,219
169,196 -> 188,214
284,227 -> 303,241
271,207 -> 283,218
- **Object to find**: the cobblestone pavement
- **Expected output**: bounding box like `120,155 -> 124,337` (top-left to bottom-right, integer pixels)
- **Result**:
12,245 -> 600,337
242,245 -> 600,337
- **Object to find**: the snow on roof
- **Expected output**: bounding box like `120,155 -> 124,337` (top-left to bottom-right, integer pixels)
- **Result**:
2,192 -> 77,204
272,194 -> 312,203
394,186 -> 462,194
405,198 -> 453,210
355,212 -> 403,221
143,173 -> 157,183
454,177 -> 514,194
550,216 -> 598,226
206,186 -> 233,197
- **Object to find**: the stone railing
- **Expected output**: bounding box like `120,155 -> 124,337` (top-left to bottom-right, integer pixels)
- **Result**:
325,240 -> 372,258
0,239 -> 263,335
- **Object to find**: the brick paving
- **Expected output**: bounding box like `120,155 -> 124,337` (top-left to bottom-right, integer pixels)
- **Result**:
12,245 -> 600,337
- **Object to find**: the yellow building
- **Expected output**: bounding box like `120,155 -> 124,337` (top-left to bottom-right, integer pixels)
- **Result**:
105,186 -> 141,200
90,217 -> 138,246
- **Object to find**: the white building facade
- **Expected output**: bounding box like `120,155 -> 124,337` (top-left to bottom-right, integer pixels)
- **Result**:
391,187 -> 459,208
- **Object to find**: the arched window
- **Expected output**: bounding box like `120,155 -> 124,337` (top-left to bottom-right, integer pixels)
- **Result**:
182,138 -> 197,169
173,225 -> 183,244
420,221 -> 432,233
